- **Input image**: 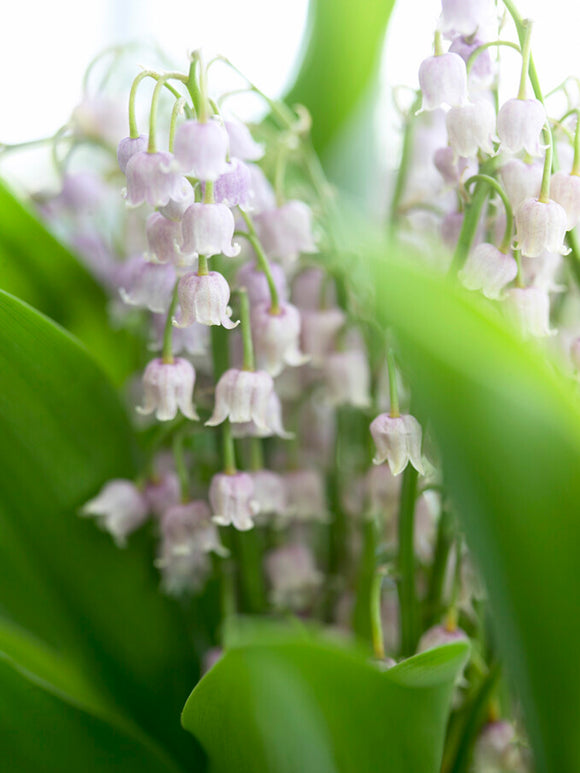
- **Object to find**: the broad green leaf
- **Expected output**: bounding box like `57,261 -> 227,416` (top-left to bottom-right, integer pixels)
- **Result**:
182,624 -> 469,773
285,0 -> 396,160
0,291 -> 202,769
372,258 -> 580,773
0,620 -> 183,772
0,179 -> 138,384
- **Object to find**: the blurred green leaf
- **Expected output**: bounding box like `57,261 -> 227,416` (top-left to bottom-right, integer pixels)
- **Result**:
0,620 -> 184,772
182,624 -> 469,773
0,178 -> 138,384
285,0 -> 396,159
0,291 -> 203,769
373,258 -> 580,773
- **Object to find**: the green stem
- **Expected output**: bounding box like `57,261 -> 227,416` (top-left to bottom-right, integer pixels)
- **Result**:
238,209 -> 281,313
129,70 -> 157,138
162,281 -> 180,364
238,288 -> 255,371
168,97 -> 185,153
539,125 -> 553,202
389,93 -> 422,232
397,464 -> 420,656
387,349 -> 400,418
371,569 -> 386,660
203,180 -> 215,204
197,254 -> 209,276
222,420 -> 237,475
235,529 -> 267,613
425,509 -> 454,626
147,72 -> 188,154
464,174 -> 514,253
451,183 -> 488,272
466,41 -> 521,75
516,19 -> 533,100
573,114 -> 580,176
250,437 -> 264,471
434,30 -> 443,56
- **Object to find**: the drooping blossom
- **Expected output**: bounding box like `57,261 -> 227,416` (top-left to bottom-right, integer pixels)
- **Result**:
137,358 -> 199,421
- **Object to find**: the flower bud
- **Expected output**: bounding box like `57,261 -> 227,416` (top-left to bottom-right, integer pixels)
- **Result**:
370,413 -> 425,476
137,357 -> 199,421
213,158 -> 252,208
418,53 -> 468,111
496,98 -> 546,156
180,203 -> 240,260
251,301 -> 308,376
505,287 -> 554,337
145,212 -> 183,264
473,721 -> 524,772
515,197 -> 568,257
417,623 -> 469,653
174,270 -> 238,329
225,120 -> 264,161
265,543 -> 323,610
254,201 -> 317,263
209,472 -> 259,531
446,100 -> 495,158
206,368 -> 275,430
459,243 -> 518,299
449,35 -> 494,83
119,259 -> 176,314
124,151 -> 185,208
81,479 -> 148,547
549,171 -> 580,231
499,159 -> 543,210
174,119 -> 230,180
117,135 -> 148,174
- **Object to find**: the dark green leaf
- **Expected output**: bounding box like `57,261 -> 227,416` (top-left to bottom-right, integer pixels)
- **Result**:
182,624 -> 469,773
373,258 -> 580,773
0,291 -> 202,769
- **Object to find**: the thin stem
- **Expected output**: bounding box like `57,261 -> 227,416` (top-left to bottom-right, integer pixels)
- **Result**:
387,349 -> 400,418
222,420 -> 237,475
238,288 -> 255,371
434,30 -> 443,56
517,19 -> 533,100
238,209 -> 280,313
389,93 -> 422,232
249,437 -> 263,471
573,114 -> 580,176
466,41 -> 520,75
425,509 -> 454,626
539,124 -> 553,202
370,569 -> 386,660
197,254 -> 209,276
168,97 -> 185,152
203,180 -> 214,204
465,174 -> 514,253
147,72 -> 188,154
397,464 -> 420,656
129,70 -> 157,138
162,281 -> 180,364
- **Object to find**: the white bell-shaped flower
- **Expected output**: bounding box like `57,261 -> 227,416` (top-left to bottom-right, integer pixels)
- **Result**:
251,301 -> 308,377
496,98 -> 546,156
440,0 -> 496,36
505,287 -> 554,337
117,135 -> 148,174
418,53 -> 468,111
254,201 -> 317,263
265,543 -> 323,611
124,151 -> 185,208
119,259 -> 176,314
137,357 -> 199,421
549,171 -> 580,231
370,413 -> 425,476
515,197 -> 568,257
459,243 -> 518,299
173,119 -> 230,181
145,212 -> 183,264
180,203 -> 240,261
225,120 -> 265,161
206,368 -> 275,430
209,472 -> 259,531
81,479 -> 148,547
446,100 -> 495,158
323,350 -> 371,408
499,159 -> 543,210
174,270 -> 239,329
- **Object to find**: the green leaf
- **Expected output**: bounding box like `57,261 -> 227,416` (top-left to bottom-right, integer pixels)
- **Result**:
0,290 -> 202,769
182,624 -> 469,773
372,258 -> 580,773
285,0 -> 396,160
0,620 -> 184,772
0,178 -> 138,384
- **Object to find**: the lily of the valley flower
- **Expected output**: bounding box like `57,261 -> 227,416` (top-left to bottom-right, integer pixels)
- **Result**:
173,270 -> 239,329
173,119 -> 230,181
137,357 -> 199,421
206,368 -> 275,430
180,203 -> 240,261
209,472 -> 259,531
81,479 -> 148,547
370,413 -> 425,476
515,197 -> 568,257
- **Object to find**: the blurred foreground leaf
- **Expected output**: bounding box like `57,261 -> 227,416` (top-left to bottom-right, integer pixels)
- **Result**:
182,624 -> 469,773
0,179 -> 138,383
0,291 -> 202,769
373,257 -> 580,773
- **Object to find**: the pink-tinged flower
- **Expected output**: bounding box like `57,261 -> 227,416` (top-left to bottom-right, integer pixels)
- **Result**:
231,389 -> 292,439
370,413 -> 425,476
248,470 -> 288,518
156,545 -> 211,595
209,472 -> 259,531
549,171 -> 580,231
440,0 -> 495,36
505,287 -> 554,337
449,35 -> 494,83
446,100 -> 495,158
158,178 -> 196,221
124,151 -> 185,208
145,212 -> 183,264
521,252 -> 563,292
206,368 -> 275,429
119,259 -> 176,313
417,623 -> 469,653
323,350 -> 371,408
441,211 -> 465,249
459,243 -> 518,299
473,721 -> 524,772
496,98 -> 546,156
499,159 -> 543,210
144,472 -> 181,517
292,267 -> 337,310
265,543 -> 323,610
225,119 -> 265,161
251,301 -> 308,376
173,270 -> 238,329
418,53 -> 468,111
236,260 -> 288,306
246,164 -> 277,213
283,470 -> 328,522
433,147 -> 472,186
160,500 -> 227,557
254,201 -> 317,262
117,135 -> 148,174
58,172 -> 108,214
173,119 -> 230,181
137,358 -> 199,421
213,158 -> 252,208
300,308 -> 346,364
150,313 -> 210,356
180,203 -> 240,260
515,198 -> 568,257
81,479 -> 148,547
